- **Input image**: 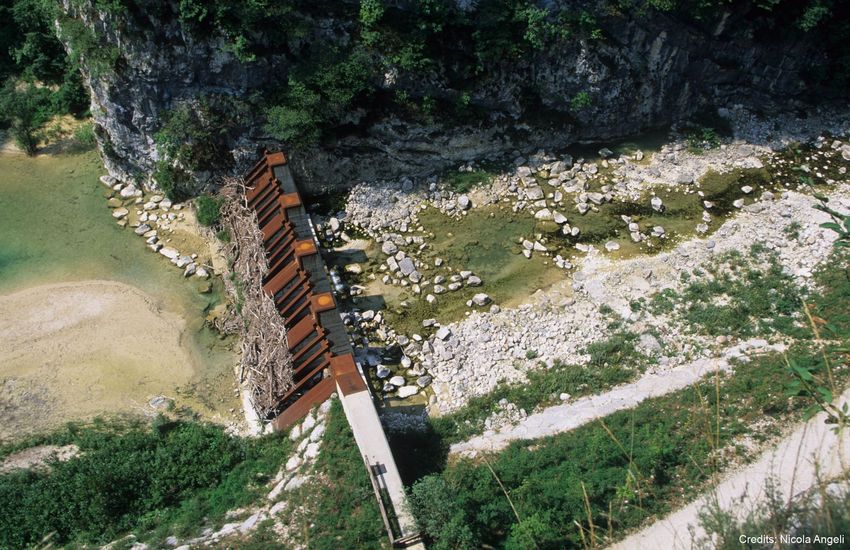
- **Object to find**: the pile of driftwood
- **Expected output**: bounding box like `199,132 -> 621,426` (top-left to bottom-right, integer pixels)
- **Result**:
218,177 -> 293,418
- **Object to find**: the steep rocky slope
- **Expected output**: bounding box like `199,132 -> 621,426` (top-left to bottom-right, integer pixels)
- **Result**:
61,0 -> 829,192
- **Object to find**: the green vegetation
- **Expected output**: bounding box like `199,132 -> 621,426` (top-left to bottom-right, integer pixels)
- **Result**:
411,342 -> 847,548
685,126 -> 722,152
288,399 -> 388,548
0,81 -> 53,154
442,169 -> 495,193
73,121 -> 97,148
0,0 -> 90,154
815,193 -> 850,247
153,100 -> 234,201
570,91 -> 592,112
430,332 -> 651,445
698,477 -> 850,549
404,247 -> 850,548
649,246 -> 805,338
0,418 -> 291,548
195,194 -> 224,226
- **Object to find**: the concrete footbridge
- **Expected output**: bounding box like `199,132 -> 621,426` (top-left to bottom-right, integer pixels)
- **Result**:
242,151 -> 423,548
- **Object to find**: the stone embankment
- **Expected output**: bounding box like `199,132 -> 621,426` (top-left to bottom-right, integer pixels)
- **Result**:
99,175 -> 214,281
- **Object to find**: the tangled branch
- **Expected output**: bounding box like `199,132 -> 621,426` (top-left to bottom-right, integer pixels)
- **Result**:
217,177 -> 293,418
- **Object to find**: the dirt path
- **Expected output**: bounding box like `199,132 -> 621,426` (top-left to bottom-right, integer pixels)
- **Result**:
0,280 -> 199,440
609,387 -> 850,549
450,356 -> 733,457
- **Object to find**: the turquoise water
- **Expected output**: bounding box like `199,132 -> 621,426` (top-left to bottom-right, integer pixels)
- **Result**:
0,150 -> 238,416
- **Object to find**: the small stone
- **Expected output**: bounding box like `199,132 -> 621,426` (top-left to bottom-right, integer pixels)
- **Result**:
466,275 -> 482,286
112,207 -> 128,219
604,241 -> 620,252
397,385 -> 419,398
651,196 -> 663,212
398,257 -> 415,276
382,240 -> 398,255
376,365 -> 391,378
435,326 -> 452,340
389,375 -> 405,386
472,293 -> 491,306
457,195 -> 471,210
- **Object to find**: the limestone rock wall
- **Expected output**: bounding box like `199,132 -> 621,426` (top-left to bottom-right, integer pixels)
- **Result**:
63,0 -> 815,192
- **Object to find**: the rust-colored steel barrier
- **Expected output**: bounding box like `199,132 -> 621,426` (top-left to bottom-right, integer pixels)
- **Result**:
243,151 -> 366,429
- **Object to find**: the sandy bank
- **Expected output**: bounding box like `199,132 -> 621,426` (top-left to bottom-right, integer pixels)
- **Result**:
0,280 -> 198,440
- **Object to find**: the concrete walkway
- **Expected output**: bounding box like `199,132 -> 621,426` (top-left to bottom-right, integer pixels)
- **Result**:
337,387 -> 423,548
610,387 -> 850,549
451,356 -> 732,457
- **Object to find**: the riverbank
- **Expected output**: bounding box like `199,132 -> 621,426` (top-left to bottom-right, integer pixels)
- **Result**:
1,280 -> 198,439
0,147 -> 241,441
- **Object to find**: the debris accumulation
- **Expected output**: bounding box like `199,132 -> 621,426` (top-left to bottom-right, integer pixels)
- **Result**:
218,177 -> 293,419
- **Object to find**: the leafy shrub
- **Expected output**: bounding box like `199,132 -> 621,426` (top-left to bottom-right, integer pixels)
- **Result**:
570,91 -> 592,112
154,101 -> 232,173
73,121 -> 96,148
685,126 -> 722,152
264,79 -> 321,145
194,194 -> 223,226
442,169 -> 493,193
0,80 -> 53,155
152,160 -> 193,202
0,419 -> 290,548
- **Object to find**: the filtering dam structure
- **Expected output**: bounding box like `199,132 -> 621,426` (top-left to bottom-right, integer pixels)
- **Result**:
242,151 -> 423,548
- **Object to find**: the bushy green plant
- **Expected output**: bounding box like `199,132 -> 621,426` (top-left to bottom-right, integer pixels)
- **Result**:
0,80 -> 53,155
154,101 -> 231,172
264,79 -> 321,145
814,193 -> 850,247
194,194 -> 223,226
0,419 -> 290,548
570,91 -> 592,112
73,121 -> 96,148
686,126 -> 722,152
152,160 -> 193,202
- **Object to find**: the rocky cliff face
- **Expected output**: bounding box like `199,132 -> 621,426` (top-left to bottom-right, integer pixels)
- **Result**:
64,0 -> 816,193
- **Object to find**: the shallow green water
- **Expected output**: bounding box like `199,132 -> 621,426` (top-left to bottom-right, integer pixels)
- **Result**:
375,205 -> 566,335
0,150 -> 237,415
